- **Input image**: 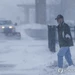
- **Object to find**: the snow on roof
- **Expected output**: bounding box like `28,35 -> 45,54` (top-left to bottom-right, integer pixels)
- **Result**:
18,24 -> 47,30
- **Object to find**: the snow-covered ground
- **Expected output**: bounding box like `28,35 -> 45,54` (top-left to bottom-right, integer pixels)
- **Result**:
0,24 -> 75,75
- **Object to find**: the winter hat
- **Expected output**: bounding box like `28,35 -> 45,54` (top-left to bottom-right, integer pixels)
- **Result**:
55,14 -> 64,20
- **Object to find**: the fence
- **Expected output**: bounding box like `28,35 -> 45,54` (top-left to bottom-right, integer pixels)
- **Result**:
70,26 -> 75,40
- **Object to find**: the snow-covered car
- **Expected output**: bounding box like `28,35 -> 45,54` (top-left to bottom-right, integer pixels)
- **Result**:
0,20 -> 15,33
0,20 -> 21,39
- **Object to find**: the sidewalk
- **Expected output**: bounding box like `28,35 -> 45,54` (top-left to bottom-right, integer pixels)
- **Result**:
0,40 -> 50,75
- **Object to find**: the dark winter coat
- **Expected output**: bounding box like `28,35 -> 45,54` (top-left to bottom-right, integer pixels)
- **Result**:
57,22 -> 73,47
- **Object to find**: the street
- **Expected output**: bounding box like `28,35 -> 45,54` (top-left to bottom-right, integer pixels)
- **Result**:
0,39 -> 50,75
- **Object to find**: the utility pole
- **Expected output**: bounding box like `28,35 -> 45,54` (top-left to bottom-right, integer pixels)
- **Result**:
35,0 -> 47,24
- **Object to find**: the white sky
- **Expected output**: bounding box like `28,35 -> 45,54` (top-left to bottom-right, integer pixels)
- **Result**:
0,0 -> 60,23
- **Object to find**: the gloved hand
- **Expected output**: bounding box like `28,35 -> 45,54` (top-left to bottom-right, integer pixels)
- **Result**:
62,31 -> 71,39
65,34 -> 71,39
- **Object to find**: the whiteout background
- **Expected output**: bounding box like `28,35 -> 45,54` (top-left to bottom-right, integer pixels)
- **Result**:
0,0 -> 75,75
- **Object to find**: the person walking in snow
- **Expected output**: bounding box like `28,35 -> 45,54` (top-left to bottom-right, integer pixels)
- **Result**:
55,14 -> 74,71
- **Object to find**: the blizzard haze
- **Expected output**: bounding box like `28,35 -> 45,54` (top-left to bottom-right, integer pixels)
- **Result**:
0,0 -> 60,24
0,0 -> 75,75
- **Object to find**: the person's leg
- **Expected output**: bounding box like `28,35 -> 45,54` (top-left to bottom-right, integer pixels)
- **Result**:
58,47 -> 68,68
58,56 -> 63,68
65,48 -> 73,66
